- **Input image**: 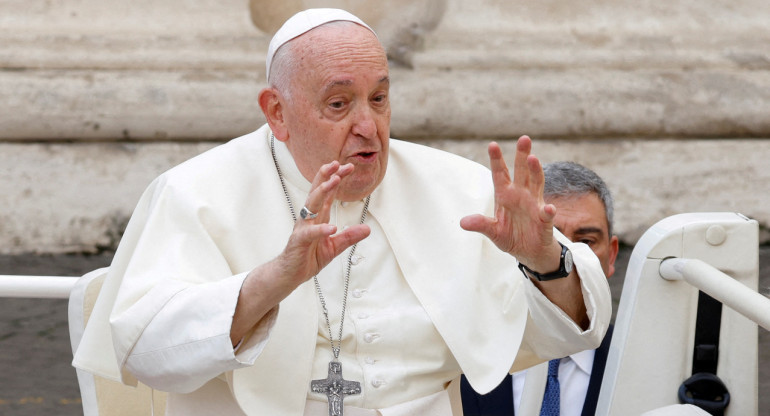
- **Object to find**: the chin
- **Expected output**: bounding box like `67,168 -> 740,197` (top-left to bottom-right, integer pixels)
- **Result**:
338,178 -> 379,202
339,157 -> 387,199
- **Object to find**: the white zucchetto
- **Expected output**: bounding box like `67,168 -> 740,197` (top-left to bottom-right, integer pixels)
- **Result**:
265,8 -> 377,82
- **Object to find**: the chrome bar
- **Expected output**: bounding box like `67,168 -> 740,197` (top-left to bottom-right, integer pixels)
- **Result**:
660,257 -> 770,331
0,275 -> 79,299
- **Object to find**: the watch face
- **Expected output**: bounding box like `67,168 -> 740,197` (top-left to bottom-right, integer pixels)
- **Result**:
564,249 -> 574,274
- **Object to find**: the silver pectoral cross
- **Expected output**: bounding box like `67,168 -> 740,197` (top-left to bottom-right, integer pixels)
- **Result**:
310,361 -> 362,416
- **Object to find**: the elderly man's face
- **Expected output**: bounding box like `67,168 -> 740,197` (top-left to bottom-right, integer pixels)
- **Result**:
280,24 -> 390,202
547,193 -> 619,278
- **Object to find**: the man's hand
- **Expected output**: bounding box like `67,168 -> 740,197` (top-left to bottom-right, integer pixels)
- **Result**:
460,136 -> 561,273
461,137 -> 588,328
230,161 -> 370,345
277,160 -> 371,287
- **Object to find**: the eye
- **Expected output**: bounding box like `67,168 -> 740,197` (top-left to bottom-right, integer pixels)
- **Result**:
371,93 -> 388,105
329,100 -> 345,109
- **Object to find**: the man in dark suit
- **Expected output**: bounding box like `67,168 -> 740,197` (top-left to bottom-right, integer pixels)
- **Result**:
461,161 -> 619,416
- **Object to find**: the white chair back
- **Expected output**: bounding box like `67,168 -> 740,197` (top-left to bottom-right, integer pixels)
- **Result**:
68,267 -> 167,416
597,212 -> 760,415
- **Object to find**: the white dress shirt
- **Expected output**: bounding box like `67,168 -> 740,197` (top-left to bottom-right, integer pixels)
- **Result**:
512,349 -> 596,416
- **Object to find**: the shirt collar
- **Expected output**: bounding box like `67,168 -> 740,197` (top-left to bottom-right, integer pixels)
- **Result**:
568,348 -> 596,375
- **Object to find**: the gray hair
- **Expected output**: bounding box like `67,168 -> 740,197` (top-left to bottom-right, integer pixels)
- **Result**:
543,161 -> 615,236
268,38 -> 298,103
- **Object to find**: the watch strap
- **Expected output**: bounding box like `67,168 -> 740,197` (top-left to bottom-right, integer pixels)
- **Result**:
517,242 -> 571,281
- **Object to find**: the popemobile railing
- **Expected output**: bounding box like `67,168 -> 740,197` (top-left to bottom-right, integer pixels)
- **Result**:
659,257 -> 770,331
0,274 -> 78,298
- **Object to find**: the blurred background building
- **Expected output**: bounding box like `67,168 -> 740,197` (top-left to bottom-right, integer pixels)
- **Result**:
1,0 -> 769,254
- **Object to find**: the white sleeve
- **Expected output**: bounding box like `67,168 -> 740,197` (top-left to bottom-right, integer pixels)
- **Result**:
121,272 -> 278,393
515,239 -> 612,366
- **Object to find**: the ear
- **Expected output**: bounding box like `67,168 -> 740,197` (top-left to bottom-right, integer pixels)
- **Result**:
607,235 -> 620,278
258,87 -> 289,142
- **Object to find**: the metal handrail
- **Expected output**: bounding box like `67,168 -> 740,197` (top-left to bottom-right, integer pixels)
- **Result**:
0,275 -> 79,299
660,257 -> 770,331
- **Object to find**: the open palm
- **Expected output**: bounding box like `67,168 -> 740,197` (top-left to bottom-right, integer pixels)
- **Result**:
461,137 -> 557,269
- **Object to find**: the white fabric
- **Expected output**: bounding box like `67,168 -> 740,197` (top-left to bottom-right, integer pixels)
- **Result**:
304,202 -> 456,408
513,349 -> 595,416
517,361 -> 548,415
72,124 -> 612,415
305,400 -> 379,416
304,386 -> 452,416
641,404 -> 711,416
266,8 -> 375,81
270,129 -> 458,409
68,268 -> 109,416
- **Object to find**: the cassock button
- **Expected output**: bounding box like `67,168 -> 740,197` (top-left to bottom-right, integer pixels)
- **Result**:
371,379 -> 386,388
350,254 -> 364,265
352,289 -> 366,298
363,333 -> 380,343
357,312 -> 369,319
365,357 -> 376,365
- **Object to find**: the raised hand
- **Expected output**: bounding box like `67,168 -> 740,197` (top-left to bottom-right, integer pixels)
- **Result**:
231,161 -> 370,345
279,160 -> 371,286
460,136 -> 561,272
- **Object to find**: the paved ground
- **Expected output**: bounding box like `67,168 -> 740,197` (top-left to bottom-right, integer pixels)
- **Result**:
0,247 -> 767,415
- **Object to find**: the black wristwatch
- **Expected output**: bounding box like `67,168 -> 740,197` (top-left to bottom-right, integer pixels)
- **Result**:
517,242 -> 573,281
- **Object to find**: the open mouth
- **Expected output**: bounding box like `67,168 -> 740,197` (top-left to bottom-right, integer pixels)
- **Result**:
354,151 -> 377,162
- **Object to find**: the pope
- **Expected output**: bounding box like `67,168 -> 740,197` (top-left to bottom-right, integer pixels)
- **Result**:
74,8 -> 611,416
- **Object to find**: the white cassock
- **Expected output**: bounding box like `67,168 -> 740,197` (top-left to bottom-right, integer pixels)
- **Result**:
73,124 -> 612,415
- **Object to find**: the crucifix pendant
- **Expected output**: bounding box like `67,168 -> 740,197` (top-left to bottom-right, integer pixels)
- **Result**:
310,361 -> 362,416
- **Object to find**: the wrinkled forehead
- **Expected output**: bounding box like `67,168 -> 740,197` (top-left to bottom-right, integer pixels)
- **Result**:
549,193 -> 611,231
293,21 -> 383,55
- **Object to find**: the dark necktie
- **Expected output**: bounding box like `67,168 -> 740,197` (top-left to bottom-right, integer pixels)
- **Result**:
540,359 -> 561,416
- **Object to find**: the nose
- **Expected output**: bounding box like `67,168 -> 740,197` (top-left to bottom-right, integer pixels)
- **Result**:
351,104 -> 377,139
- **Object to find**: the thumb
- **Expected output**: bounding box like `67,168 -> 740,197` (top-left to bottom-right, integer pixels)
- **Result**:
460,214 -> 496,238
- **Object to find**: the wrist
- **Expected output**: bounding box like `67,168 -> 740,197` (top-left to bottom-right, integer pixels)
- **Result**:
519,241 -> 562,272
518,241 -> 573,282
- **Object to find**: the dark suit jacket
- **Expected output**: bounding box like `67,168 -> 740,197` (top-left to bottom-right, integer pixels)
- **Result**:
460,326 -> 614,416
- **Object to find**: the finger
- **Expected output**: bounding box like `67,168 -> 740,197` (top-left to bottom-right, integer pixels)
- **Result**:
487,142 -> 511,189
291,223 -> 339,247
315,163 -> 356,222
314,162 -> 354,188
460,214 -> 498,238
308,160 -> 340,192
527,154 -> 545,201
512,136 -> 532,188
327,224 -> 371,257
282,222 -> 340,276
335,162 -> 355,179
302,181 -> 339,223
542,203 -> 557,223
302,162 -> 348,222
305,161 -> 340,205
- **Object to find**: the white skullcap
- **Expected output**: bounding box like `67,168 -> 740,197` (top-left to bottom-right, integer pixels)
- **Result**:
265,8 -> 377,82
